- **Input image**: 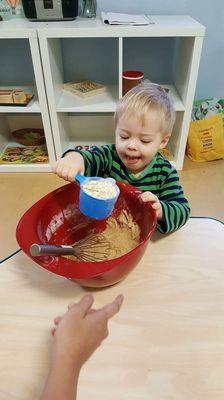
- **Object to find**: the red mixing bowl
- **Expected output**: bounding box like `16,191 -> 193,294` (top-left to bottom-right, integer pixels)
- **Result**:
16,181 -> 157,287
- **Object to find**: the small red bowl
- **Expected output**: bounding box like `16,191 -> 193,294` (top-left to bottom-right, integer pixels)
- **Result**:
16,182 -> 157,288
12,128 -> 45,146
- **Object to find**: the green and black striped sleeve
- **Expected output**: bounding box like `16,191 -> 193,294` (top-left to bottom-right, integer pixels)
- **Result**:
157,168 -> 190,234
68,145 -> 114,177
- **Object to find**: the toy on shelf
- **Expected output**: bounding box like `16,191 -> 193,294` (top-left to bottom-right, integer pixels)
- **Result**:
0,89 -> 33,106
63,80 -> 106,98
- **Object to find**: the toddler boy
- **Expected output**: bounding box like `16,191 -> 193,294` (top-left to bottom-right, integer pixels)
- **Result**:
53,82 -> 190,233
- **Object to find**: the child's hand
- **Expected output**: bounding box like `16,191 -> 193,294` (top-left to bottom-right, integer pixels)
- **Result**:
52,152 -> 85,182
51,294 -> 124,369
140,191 -> 163,220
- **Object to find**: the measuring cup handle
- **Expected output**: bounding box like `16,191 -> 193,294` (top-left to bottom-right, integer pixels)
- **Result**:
75,173 -> 86,185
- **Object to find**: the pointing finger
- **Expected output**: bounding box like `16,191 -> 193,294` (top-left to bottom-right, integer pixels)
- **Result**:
77,294 -> 94,317
99,294 -> 124,320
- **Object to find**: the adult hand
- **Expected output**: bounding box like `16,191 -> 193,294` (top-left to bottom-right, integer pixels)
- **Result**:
40,294 -> 123,400
52,294 -> 124,368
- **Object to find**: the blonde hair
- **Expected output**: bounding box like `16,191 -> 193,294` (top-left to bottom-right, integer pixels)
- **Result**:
115,81 -> 176,134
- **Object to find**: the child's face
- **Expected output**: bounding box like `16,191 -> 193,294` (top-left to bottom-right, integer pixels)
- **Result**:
115,113 -> 170,174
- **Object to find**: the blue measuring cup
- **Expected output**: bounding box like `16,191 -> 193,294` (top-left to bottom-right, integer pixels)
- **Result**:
75,174 -> 120,220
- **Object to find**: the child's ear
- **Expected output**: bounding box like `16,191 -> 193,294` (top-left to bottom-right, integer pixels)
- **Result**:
159,133 -> 171,149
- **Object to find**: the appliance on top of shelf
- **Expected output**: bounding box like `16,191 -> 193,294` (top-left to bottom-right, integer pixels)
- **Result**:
22,0 -> 78,21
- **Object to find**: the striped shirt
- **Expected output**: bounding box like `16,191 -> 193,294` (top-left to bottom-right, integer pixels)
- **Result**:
64,144 -> 190,233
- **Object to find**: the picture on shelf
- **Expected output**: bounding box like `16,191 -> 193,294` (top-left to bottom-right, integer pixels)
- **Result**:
63,80 -> 106,98
0,145 -> 48,164
0,0 -> 25,19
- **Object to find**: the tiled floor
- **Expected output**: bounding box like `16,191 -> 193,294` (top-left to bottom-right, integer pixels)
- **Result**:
1,157 -> 223,260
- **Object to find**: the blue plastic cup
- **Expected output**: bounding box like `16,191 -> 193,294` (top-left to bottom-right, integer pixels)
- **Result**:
75,174 -> 120,220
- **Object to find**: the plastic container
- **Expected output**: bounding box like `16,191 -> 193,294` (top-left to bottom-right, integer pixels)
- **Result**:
122,70 -> 144,96
75,174 -> 120,219
81,0 -> 96,18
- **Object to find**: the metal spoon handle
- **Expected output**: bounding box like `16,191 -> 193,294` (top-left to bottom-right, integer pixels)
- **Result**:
30,243 -> 75,256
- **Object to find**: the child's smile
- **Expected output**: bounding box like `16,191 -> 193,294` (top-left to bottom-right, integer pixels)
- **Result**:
125,154 -> 141,166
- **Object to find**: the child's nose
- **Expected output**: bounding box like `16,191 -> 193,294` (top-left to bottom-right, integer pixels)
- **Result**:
127,139 -> 138,150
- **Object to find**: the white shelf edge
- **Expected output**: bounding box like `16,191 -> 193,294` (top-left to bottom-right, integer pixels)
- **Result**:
0,20 -> 37,39
37,16 -> 205,38
57,106 -> 116,113
56,85 -> 118,113
0,163 -> 51,172
55,84 -> 184,113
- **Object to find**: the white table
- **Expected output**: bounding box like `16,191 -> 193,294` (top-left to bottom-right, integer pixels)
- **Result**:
0,218 -> 223,400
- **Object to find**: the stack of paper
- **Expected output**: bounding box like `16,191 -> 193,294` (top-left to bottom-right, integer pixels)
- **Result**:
101,12 -> 154,26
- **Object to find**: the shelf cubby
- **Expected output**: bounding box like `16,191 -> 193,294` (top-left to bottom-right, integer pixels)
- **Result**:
0,23 -> 56,171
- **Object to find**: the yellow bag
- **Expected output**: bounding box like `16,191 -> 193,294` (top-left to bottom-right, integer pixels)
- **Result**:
186,114 -> 224,162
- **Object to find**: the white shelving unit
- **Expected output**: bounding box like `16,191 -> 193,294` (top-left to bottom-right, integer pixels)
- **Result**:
0,16 -> 205,171
0,20 -> 55,172
38,16 -> 205,169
